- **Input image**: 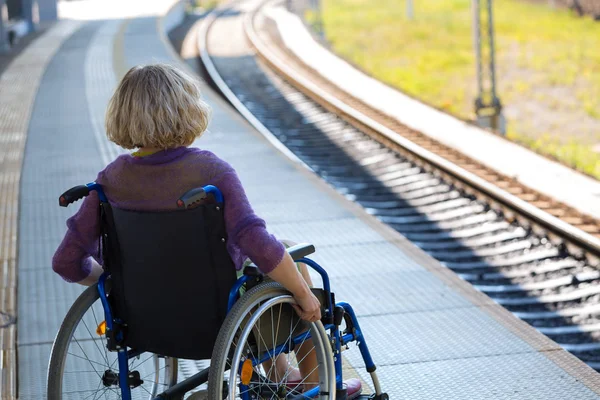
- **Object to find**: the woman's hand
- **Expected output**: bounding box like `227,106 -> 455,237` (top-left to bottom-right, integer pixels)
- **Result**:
292,290 -> 322,323
266,252 -> 322,322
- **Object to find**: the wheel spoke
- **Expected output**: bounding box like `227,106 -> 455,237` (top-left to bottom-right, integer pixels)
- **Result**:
81,313 -> 110,366
140,363 -> 168,381
138,382 -> 153,397
67,351 -> 108,371
87,378 -> 104,400
241,300 -> 314,398
130,354 -> 154,371
287,363 -> 319,392
53,294 -> 177,400
90,305 -> 111,366
64,370 -> 104,374
208,285 -> 332,399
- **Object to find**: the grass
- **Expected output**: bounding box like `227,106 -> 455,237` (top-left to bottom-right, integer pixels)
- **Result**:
191,0 -> 222,10
509,134 -> 600,178
316,0 -> 600,178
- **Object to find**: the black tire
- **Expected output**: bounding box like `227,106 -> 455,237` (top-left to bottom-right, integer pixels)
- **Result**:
207,282 -> 335,399
47,284 -> 178,399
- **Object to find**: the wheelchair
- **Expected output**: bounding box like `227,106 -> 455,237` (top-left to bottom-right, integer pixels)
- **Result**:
47,182 -> 388,399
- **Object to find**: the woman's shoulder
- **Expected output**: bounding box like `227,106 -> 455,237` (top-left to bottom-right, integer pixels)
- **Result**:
96,148 -> 237,184
184,148 -> 235,172
93,154 -> 128,185
98,153 -> 129,173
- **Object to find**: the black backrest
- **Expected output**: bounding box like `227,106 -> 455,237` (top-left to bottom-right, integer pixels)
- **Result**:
102,203 -> 237,360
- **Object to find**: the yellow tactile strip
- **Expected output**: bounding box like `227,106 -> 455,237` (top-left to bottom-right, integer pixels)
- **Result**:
0,20 -> 81,399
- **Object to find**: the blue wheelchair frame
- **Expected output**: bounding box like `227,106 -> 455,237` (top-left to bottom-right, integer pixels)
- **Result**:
229,259 -> 376,399
82,182 -> 377,399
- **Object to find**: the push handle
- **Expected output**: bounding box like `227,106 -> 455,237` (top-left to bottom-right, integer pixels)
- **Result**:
177,187 -> 207,209
58,182 -> 107,207
59,185 -> 90,207
177,185 -> 224,209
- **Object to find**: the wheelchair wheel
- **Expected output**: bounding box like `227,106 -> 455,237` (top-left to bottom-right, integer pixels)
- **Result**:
208,282 -> 335,399
47,284 -> 178,399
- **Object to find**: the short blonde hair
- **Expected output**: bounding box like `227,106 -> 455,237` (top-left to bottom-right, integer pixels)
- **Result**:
105,64 -> 211,149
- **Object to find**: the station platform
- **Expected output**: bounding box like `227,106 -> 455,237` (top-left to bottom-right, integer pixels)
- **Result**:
1,0 -> 600,398
265,4 -> 600,220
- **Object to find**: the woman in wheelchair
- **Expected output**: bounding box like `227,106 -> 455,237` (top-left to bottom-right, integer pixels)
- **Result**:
48,64 -> 386,399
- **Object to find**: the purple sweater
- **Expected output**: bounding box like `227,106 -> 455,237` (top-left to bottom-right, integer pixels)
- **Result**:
52,147 -> 285,283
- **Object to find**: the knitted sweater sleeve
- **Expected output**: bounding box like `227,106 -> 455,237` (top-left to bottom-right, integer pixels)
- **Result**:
213,168 -> 285,274
52,190 -> 102,283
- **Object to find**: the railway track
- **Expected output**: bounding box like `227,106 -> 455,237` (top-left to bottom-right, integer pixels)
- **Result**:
196,0 -> 600,370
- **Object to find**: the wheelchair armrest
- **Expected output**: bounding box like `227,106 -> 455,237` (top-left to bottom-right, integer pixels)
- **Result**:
243,265 -> 260,276
241,243 -> 314,277
286,243 -> 315,261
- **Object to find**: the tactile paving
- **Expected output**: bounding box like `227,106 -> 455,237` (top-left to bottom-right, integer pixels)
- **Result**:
178,359 -> 211,398
12,2 -> 600,399
269,217 -> 386,247
0,18 -> 83,399
18,237 -> 66,273
342,307 -> 535,367
202,135 -> 280,160
17,344 -> 52,400
307,241 -> 438,277
351,352 -> 600,400
243,180 -> 331,203
329,270 -> 473,316
20,341 -> 177,400
17,20 -> 105,398
123,17 -> 176,68
85,19 -> 126,164
18,268 -> 87,345
252,197 -> 353,224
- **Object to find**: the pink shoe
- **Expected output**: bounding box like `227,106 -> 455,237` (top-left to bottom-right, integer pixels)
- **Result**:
345,378 -> 363,399
285,378 -> 303,392
286,378 -> 362,398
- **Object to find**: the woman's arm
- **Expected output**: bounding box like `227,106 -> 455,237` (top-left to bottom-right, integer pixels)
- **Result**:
214,169 -> 286,274
52,191 -> 103,284
214,168 -> 321,321
266,252 -> 321,322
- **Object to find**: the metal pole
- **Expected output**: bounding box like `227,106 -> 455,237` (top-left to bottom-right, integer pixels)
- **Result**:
471,0 -> 504,134
314,0 -> 324,38
407,0 -> 414,20
6,0 -> 22,20
487,0 -> 498,102
471,0 -> 483,113
0,0 -> 8,52
37,0 -> 57,22
21,0 -> 34,31
486,0 -> 503,132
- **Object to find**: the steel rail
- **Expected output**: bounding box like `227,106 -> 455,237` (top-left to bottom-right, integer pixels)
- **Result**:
196,0 -> 600,370
242,0 -> 600,263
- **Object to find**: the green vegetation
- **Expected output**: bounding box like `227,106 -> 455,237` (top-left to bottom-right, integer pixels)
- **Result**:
191,0 -> 221,10
511,134 -> 600,178
317,0 -> 600,178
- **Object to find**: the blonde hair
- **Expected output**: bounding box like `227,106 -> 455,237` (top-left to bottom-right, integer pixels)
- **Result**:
105,64 -> 211,149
